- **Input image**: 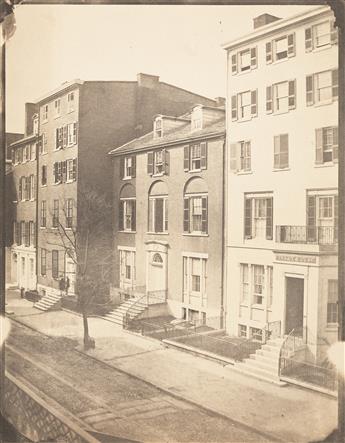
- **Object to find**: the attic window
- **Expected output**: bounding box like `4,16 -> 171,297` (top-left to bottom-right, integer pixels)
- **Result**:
191,107 -> 202,131
154,118 -> 163,138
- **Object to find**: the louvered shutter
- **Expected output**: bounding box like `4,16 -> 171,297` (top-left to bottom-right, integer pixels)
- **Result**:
26,177 -> 30,200
251,90 -> 258,117
201,196 -> 208,234
274,136 -> 280,169
315,128 -> 323,164
330,21 -> 338,45
56,128 -> 59,150
120,157 -> 124,179
287,33 -> 295,57
333,127 -> 338,162
131,200 -> 136,231
18,222 -> 22,245
244,198 -> 252,239
231,95 -> 238,121
306,75 -> 314,106
307,195 -> 316,242
250,47 -> 257,68
183,145 -> 190,171
163,150 -> 169,175
183,198 -> 190,233
63,125 -> 68,148
230,143 -> 238,172
119,201 -> 124,231
62,161 -> 67,182
72,159 -> 77,180
266,41 -> 272,63
305,27 -> 313,52
266,198 -> 273,240
200,142 -> 207,170
53,162 -> 58,183
288,80 -> 296,109
231,53 -> 237,74
147,152 -> 154,175
19,177 -> 22,200
332,69 -> 338,99
131,156 -> 136,177
266,86 -> 273,113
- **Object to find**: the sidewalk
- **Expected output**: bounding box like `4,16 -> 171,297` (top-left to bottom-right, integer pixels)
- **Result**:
6,290 -> 337,443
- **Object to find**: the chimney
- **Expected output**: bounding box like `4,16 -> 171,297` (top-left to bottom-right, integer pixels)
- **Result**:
25,102 -> 39,136
253,13 -> 281,29
137,73 -> 160,89
214,97 -> 226,108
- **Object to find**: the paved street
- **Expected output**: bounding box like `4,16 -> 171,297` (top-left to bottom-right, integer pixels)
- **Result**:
5,290 -> 338,443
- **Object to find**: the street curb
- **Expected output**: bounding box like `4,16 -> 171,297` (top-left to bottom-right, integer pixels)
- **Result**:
280,376 -> 338,399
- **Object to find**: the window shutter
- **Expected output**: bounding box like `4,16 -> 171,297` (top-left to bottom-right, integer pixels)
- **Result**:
201,196 -> 208,234
332,69 -> 338,99
307,195 -> 316,242
163,149 -> 169,175
266,41 -> 272,64
305,27 -> 313,52
244,198 -> 252,239
274,135 -> 280,169
131,200 -> 136,231
231,95 -> 238,121
266,85 -> 273,113
53,162 -> 58,183
119,201 -> 124,231
200,142 -> 207,170
287,33 -> 295,57
26,177 -> 30,199
183,198 -> 190,233
120,157 -> 124,179
147,152 -> 154,175
183,145 -> 190,171
63,125 -> 68,148
18,222 -> 22,245
19,177 -> 22,200
315,128 -> 323,164
131,156 -> 136,177
330,21 -> 338,45
250,47 -> 257,68
288,80 -> 296,109
73,122 -> 78,144
333,126 -> 338,162
306,75 -> 314,106
56,128 -> 59,150
231,53 -> 237,74
72,159 -> 77,180
230,143 -> 238,172
25,222 -> 30,247
251,90 -> 258,117
266,197 -> 273,240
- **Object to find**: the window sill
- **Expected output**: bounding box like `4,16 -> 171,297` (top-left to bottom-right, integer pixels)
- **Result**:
237,116 -> 253,123
251,304 -> 264,310
270,56 -> 290,65
183,233 -> 209,237
147,232 -> 169,235
40,152 -> 48,156
152,172 -> 165,177
314,162 -> 337,168
325,325 -> 338,331
122,176 -> 133,181
41,184 -> 47,188
235,67 -> 256,77
309,43 -> 334,54
188,169 -> 202,174
41,120 -> 48,125
313,99 -> 338,108
66,180 -> 76,184
39,227 -> 47,229
272,108 -> 291,116
54,115 -> 61,120
237,170 -> 252,175
240,303 -> 249,308
273,167 -> 290,172
118,230 -> 136,234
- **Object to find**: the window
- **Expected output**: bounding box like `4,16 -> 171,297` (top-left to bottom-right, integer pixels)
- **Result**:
315,127 -> 338,164
266,80 -> 296,114
251,327 -> 263,342
41,201 -> 47,227
266,33 -> 295,63
54,162 -> 63,184
306,70 -> 338,106
122,156 -> 136,179
319,196 -> 333,219
253,265 -> 265,305
267,266 -> 273,308
240,264 -> 249,304
29,175 -> 35,200
231,90 -> 257,121
182,255 -> 207,307
52,200 -> 59,228
154,118 -> 163,138
239,141 -> 251,172
191,107 -> 202,130
119,199 -> 136,231
41,249 -> 47,276
305,20 -> 338,52
29,221 -> 35,246
119,249 -> 136,288
52,250 -> 59,279
66,198 -> 74,228
274,134 -> 289,169
327,280 -> 338,324
56,123 -> 78,149
23,144 -> 30,162
184,196 -> 208,234
56,127 -> 63,150
239,325 -> 247,338
33,116 -> 39,135
147,149 -> 169,175
18,177 -> 24,201
66,159 -> 77,182
231,47 -> 257,74
41,165 -> 47,186
54,99 -> 61,117
307,193 -> 338,243
21,221 -> 26,246
30,144 -> 36,161
67,92 -> 75,112
42,104 -> 48,122
152,253 -> 163,264
67,123 -> 76,146
148,197 -> 168,233
244,195 -> 273,240
40,133 -> 47,154
183,142 -> 207,172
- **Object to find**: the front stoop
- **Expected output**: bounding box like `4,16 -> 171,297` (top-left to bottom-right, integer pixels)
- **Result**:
102,298 -> 148,326
230,338 -> 287,386
34,293 -> 62,312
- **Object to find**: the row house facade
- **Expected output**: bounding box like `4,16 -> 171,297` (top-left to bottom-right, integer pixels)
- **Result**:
223,6 -> 338,361
109,104 -> 225,325
8,74 -> 216,300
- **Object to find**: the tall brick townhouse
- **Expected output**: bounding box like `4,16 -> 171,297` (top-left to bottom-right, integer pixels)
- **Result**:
106,102 -> 225,327
223,6 -> 338,380
25,74 -> 216,306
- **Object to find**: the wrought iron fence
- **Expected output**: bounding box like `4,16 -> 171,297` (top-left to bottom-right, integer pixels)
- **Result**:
276,225 -> 338,245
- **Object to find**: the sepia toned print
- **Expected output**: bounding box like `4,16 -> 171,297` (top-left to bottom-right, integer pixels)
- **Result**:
1,1 -> 344,442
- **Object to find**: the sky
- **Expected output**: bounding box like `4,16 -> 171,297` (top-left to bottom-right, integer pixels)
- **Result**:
6,3 -> 319,133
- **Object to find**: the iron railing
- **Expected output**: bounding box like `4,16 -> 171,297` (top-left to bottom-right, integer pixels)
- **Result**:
276,225 -> 338,245
263,320 -> 281,343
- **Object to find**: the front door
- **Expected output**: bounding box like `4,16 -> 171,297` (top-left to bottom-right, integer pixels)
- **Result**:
147,252 -> 167,301
285,277 -> 304,335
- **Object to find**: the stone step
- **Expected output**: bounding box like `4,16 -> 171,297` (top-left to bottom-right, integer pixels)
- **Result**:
243,357 -> 279,374
236,361 -> 281,379
262,344 -> 282,354
116,305 -> 146,314
102,316 -> 123,325
250,353 -> 280,366
230,364 -> 286,386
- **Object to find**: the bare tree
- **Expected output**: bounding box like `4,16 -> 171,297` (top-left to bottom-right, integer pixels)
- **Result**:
49,185 -> 112,349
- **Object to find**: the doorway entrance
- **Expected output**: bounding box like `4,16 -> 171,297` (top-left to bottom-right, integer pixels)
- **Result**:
285,277 -> 304,336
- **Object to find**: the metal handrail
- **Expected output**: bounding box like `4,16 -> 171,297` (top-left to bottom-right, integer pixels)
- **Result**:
278,328 -> 295,376
123,292 -> 148,328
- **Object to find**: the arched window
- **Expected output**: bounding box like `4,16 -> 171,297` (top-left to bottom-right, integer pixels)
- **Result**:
119,184 -> 136,232
183,177 -> 208,235
148,181 -> 168,233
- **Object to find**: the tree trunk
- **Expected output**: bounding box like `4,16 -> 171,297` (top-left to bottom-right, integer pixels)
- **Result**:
82,311 -> 95,350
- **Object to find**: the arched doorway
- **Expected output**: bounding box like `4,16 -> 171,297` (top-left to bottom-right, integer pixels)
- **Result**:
145,241 -> 168,301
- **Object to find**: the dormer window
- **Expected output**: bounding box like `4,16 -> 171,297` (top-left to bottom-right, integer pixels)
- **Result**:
33,115 -> 39,135
154,118 -> 163,138
191,107 -> 202,131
